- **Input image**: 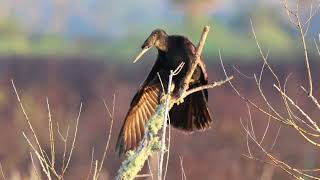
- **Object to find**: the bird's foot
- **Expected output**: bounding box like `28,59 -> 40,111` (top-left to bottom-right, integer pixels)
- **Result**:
160,94 -> 171,104
175,97 -> 184,105
172,89 -> 185,105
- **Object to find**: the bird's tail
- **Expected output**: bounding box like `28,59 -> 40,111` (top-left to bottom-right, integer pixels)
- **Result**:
169,87 -> 213,131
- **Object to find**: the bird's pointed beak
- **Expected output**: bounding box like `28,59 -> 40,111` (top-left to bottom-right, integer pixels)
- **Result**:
133,47 -> 151,63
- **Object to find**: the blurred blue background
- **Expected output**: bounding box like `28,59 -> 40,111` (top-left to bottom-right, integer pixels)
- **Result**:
0,0 -> 318,60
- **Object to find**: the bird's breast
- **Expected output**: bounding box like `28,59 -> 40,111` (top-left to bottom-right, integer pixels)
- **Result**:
163,51 -> 188,70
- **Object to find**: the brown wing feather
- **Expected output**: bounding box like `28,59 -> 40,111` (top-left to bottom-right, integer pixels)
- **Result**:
116,84 -> 161,155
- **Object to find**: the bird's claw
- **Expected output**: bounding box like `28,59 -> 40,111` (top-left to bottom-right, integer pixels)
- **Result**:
160,94 -> 171,104
172,88 -> 185,105
175,97 -> 184,105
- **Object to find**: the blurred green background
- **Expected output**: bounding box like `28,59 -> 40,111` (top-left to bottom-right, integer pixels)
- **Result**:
0,0 -> 318,61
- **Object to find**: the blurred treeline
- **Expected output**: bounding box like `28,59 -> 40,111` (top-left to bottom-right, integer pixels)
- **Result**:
0,57 -> 319,179
0,0 -> 319,60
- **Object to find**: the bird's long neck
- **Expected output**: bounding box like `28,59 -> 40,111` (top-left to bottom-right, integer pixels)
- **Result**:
157,35 -> 169,52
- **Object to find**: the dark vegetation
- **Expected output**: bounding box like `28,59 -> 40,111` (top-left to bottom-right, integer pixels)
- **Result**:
0,56 -> 319,179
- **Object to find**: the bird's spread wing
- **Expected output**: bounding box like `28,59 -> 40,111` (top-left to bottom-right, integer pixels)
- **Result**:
116,81 -> 162,155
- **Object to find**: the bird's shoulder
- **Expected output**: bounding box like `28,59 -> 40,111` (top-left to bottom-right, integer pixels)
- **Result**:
168,35 -> 196,55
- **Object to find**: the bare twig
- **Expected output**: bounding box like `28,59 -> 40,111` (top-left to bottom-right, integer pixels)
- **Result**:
260,109 -> 271,145
163,115 -> 171,180
180,26 -> 210,94
94,95 -> 115,180
181,76 -> 233,99
11,80 -> 48,165
147,158 -> 154,180
159,63 -> 184,180
46,98 -> 55,169
232,65 -> 254,79
234,2 -> 320,179
283,0 -> 314,95
0,162 -> 6,180
57,122 -> 70,173
62,102 -> 82,175
92,160 -> 98,180
315,37 -> 320,56
179,156 -> 187,180
270,125 -> 281,150
30,152 -> 41,180
86,147 -> 95,180
274,84 -> 320,133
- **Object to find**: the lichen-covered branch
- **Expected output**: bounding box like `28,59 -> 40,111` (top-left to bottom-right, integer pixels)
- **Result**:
116,105 -> 165,180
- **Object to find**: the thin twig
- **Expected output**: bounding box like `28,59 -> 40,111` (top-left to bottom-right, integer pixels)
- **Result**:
86,147 -> 95,180
62,102 -> 82,175
232,65 -> 254,79
241,117 -> 318,179
315,37 -> 320,56
0,162 -> 6,180
57,122 -> 70,173
46,98 -> 55,169
241,116 -> 253,158
180,26 -> 210,94
181,76 -> 233,99
95,96 -> 115,180
274,84 -> 320,132
260,109 -> 271,145
92,160 -> 98,180
163,115 -> 171,180
301,86 -> 320,110
250,19 -> 286,121
159,63 -> 184,180
270,125 -> 281,151
30,152 -> 41,180
179,156 -> 187,180
11,80 -> 48,164
147,158 -> 154,180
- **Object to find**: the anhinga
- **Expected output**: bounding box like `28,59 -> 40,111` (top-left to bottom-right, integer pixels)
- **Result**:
116,29 -> 213,156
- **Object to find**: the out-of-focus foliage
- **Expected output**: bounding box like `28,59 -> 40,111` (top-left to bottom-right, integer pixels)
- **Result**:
0,0 -> 318,61
1,58 -> 319,179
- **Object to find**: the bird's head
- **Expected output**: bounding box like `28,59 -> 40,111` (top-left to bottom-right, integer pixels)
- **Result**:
133,29 -> 168,63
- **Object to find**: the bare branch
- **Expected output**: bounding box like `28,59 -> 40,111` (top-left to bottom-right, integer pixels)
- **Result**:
159,64 -> 181,180
315,38 -> 320,56
11,80 -> 47,161
270,125 -> 281,150
30,152 -> 41,180
0,162 -> 7,180
62,102 -> 82,175
86,147 -> 95,180
179,26 -> 210,94
163,115 -> 171,180
181,76 -> 233,99
46,98 -> 55,169
94,95 -> 115,180
179,156 -> 187,180
274,84 -> 320,132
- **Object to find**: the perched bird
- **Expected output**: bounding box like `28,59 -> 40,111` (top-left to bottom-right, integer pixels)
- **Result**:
116,29 -> 213,156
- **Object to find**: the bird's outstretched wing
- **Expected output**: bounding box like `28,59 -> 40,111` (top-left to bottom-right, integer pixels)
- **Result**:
116,56 -> 166,156
116,83 -> 162,155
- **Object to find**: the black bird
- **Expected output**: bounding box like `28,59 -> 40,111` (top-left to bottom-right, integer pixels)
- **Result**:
116,29 -> 213,155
